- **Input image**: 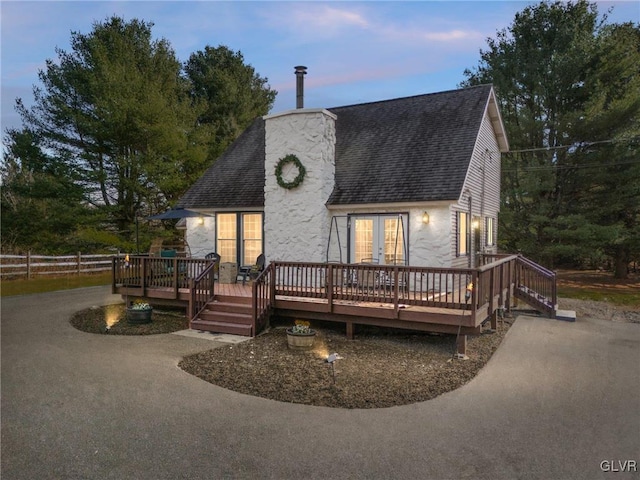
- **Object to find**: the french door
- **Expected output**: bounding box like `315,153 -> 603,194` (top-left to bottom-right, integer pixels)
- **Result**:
350,214 -> 407,265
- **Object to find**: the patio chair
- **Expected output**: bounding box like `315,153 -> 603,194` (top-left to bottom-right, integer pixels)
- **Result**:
161,249 -> 186,276
238,253 -> 265,285
205,252 -> 221,262
205,252 -> 221,279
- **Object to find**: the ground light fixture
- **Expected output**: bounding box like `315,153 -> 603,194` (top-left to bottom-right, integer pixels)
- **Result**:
326,353 -> 343,384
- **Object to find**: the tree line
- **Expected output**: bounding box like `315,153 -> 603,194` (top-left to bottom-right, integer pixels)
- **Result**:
2,17 -> 276,254
462,0 -> 639,278
2,2 -> 639,278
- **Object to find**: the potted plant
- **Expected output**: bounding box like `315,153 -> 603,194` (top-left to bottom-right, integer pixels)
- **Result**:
286,320 -> 316,350
127,299 -> 153,324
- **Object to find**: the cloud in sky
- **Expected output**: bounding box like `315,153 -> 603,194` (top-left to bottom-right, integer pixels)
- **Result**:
1,1 -> 638,131
290,4 -> 370,30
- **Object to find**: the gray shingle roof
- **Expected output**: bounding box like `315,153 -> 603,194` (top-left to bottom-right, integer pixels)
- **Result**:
177,84 -> 493,209
327,84 -> 492,205
177,117 -> 265,209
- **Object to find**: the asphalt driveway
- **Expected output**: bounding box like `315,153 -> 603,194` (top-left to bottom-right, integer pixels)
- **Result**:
2,286 -> 638,479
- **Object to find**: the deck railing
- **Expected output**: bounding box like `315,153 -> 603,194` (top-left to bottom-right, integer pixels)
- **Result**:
514,256 -> 557,316
271,260 -> 516,315
113,253 -> 556,333
112,255 -> 216,296
189,259 -> 219,322
251,263 -> 274,334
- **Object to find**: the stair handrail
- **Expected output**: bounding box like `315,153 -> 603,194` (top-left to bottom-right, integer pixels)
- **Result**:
189,259 -> 218,322
251,262 -> 274,335
516,254 -> 556,277
515,255 -> 557,316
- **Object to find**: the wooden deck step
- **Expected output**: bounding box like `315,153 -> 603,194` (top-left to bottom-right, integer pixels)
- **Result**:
190,293 -> 254,336
209,301 -> 252,315
199,309 -> 252,325
190,318 -> 253,336
214,294 -> 252,305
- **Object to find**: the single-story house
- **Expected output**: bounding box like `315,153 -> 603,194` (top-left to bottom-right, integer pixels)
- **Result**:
177,72 -> 509,272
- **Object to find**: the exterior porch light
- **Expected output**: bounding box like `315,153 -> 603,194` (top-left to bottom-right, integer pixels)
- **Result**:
422,211 -> 430,224
197,217 -> 205,226
472,218 -> 480,230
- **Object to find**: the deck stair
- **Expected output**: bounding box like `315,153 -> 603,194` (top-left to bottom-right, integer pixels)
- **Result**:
190,294 -> 254,336
513,256 -> 576,322
514,284 -> 556,315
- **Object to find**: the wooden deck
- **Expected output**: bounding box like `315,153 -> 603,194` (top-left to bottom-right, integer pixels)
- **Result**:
112,254 -> 557,355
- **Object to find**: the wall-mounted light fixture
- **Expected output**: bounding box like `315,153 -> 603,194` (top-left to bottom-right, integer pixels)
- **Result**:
422,211 -> 430,225
472,217 -> 480,230
197,217 -> 205,226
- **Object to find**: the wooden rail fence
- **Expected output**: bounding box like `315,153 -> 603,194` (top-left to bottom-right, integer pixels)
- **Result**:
1,252 -> 116,279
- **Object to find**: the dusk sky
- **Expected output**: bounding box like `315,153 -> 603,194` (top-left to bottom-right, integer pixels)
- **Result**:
2,1 -> 638,134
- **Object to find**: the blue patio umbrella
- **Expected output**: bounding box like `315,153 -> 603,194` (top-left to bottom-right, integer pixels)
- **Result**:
147,208 -> 210,220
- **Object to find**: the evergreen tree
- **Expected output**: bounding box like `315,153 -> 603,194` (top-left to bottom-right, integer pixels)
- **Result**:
184,45 -> 277,162
7,17 -> 277,252
14,17 -> 206,237
1,129 -> 96,253
463,1 -> 639,277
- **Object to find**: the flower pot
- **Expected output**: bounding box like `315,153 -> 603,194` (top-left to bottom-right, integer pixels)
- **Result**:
286,328 -> 316,350
127,307 -> 153,324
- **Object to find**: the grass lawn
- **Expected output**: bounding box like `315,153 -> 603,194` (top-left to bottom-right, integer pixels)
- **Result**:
0,272 -> 111,297
557,270 -> 640,308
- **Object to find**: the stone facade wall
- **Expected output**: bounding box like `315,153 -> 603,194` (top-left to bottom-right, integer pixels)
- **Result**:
263,109 -> 336,263
185,216 -> 215,259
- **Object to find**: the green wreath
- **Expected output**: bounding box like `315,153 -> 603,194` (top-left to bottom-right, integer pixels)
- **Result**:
275,154 -> 306,189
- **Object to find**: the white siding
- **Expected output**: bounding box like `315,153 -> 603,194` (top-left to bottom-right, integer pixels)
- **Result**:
453,104 -> 502,266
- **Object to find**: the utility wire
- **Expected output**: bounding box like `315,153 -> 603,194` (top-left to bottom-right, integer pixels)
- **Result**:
506,136 -> 639,154
502,159 -> 640,173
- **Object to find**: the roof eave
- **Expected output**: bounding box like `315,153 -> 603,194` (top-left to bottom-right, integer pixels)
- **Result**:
488,87 -> 510,152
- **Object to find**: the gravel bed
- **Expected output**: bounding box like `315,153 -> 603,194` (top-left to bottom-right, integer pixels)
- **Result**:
70,304 -> 188,335
179,317 -> 513,409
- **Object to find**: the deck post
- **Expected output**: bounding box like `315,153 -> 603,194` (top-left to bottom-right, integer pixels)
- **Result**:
172,258 -> 179,299
188,278 -> 194,328
141,257 -> 147,295
327,263 -> 334,313
498,262 -> 505,311
346,321 -> 354,340
393,267 -> 400,318
506,258 -> 513,312
487,267 -> 495,319
471,270 -> 478,323
490,310 -> 498,330
456,334 -> 467,356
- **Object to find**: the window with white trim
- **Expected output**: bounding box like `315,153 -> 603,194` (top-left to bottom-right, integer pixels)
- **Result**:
457,211 -> 469,256
486,217 -> 495,247
216,213 -> 237,263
